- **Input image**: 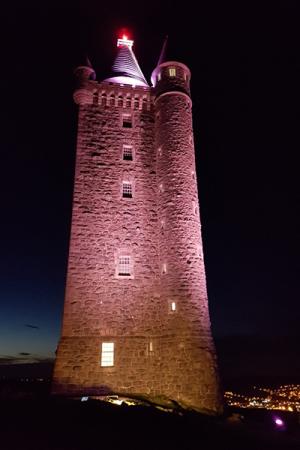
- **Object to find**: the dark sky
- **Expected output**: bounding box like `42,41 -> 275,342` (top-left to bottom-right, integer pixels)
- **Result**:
1,1 -> 300,384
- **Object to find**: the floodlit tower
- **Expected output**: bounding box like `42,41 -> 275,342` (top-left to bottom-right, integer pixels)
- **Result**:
52,34 -> 222,413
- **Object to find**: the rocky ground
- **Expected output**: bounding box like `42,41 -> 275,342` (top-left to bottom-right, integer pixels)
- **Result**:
1,397 -> 300,450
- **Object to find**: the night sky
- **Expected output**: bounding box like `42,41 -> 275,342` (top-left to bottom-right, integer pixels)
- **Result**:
1,1 -> 300,386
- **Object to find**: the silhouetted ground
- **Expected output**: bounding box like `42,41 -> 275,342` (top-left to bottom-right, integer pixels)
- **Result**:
1,396 -> 300,450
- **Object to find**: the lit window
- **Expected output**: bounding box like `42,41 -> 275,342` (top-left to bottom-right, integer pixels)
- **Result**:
118,256 -> 131,276
122,181 -> 132,198
169,67 -> 176,77
149,341 -> 153,352
157,72 -> 161,81
101,342 -> 114,367
171,302 -> 176,311
122,113 -> 132,128
123,145 -> 133,161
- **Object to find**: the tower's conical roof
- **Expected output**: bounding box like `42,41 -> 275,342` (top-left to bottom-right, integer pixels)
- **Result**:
104,37 -> 148,87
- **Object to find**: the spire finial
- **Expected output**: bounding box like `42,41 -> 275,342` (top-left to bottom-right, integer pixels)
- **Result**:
117,34 -> 134,49
157,35 -> 168,66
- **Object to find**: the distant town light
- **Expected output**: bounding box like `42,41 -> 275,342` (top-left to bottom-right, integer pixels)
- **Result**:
275,418 -> 284,426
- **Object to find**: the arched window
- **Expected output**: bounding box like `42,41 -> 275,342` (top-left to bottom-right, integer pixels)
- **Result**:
126,96 -> 131,108
109,94 -> 115,106
101,93 -> 107,106
118,95 -> 123,107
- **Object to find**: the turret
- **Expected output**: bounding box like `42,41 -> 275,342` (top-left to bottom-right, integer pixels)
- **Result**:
151,37 -> 191,98
151,61 -> 191,98
153,39 -> 221,411
73,57 -> 96,105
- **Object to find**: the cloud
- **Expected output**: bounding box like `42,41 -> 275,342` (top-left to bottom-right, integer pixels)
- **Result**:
25,324 -> 40,329
0,354 -> 54,365
0,356 -> 16,364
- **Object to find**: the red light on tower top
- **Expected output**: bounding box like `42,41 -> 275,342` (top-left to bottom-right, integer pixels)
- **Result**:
117,32 -> 134,49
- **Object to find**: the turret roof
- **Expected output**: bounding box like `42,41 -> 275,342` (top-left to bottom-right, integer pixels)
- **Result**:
104,39 -> 148,87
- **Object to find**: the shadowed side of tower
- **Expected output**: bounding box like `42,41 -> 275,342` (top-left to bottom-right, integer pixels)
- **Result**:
52,35 -> 222,413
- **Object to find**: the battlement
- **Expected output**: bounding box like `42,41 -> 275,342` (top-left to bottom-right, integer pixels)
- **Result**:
74,80 -> 153,111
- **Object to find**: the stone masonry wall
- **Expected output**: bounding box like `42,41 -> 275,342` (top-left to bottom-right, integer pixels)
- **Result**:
53,71 -> 222,413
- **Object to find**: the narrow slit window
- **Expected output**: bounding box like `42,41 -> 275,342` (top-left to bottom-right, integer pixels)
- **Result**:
126,97 -> 131,108
171,302 -> 176,312
193,200 -> 198,215
122,181 -> 132,198
109,95 -> 115,106
169,67 -> 176,77
118,256 -> 131,276
162,263 -> 167,274
101,93 -> 107,106
122,113 -> 132,128
101,342 -> 114,367
149,341 -> 153,352
93,91 -> 99,105
123,145 -> 133,161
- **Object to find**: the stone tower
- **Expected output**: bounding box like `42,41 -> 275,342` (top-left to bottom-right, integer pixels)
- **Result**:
52,35 -> 221,413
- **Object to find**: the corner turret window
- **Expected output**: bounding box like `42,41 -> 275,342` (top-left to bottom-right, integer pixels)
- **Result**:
123,145 -> 133,161
122,181 -> 132,198
118,256 -> 131,276
122,113 -> 132,128
168,67 -> 176,77
101,342 -> 114,367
